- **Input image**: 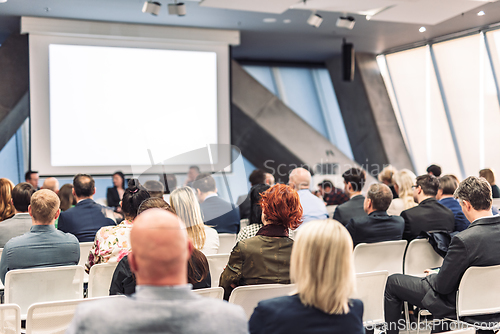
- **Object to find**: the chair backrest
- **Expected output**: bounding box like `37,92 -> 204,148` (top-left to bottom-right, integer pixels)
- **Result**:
404,238 -> 443,276
326,205 -> 337,217
353,271 -> 388,326
492,198 -> 500,208
441,330 -> 476,334
457,265 -> 500,317
193,287 -> 224,299
0,248 -> 4,290
206,253 -> 230,287
87,262 -> 119,298
228,284 -> 296,319
5,265 -> 84,318
78,242 -> 93,267
353,240 -> 407,275
218,234 -> 237,254
0,304 -> 21,334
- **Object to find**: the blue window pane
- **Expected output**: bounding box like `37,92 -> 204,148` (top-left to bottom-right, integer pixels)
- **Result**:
241,66 -> 278,95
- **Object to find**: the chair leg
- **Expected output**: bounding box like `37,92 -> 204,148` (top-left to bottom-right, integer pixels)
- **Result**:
416,310 -> 421,334
404,302 -> 410,334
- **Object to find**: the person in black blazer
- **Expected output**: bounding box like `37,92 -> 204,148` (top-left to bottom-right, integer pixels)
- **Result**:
236,169 -> 266,220
385,177 -> 500,334
193,173 -> 240,234
346,183 -> 404,247
401,174 -> 454,241
333,167 -> 367,225
59,174 -> 116,242
106,172 -> 126,210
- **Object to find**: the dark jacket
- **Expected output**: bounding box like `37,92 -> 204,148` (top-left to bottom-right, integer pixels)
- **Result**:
346,211 -> 404,247
200,196 -> 240,234
236,194 -> 251,220
333,195 -> 367,226
249,295 -> 364,334
106,187 -> 121,208
401,198 -> 455,241
439,197 -> 470,232
58,199 -> 116,242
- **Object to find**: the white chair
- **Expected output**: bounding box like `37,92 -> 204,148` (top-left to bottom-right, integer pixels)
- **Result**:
436,330 -> 475,334
0,248 -> 4,290
87,262 -> 119,298
326,205 -> 337,218
353,271 -> 388,327
4,266 -> 84,318
206,253 -> 230,287
228,284 -> 296,319
78,242 -> 93,267
353,240 -> 407,275
193,287 -> 224,299
404,238 -> 443,277
94,198 -> 108,206
218,234 -> 237,254
0,304 -> 21,334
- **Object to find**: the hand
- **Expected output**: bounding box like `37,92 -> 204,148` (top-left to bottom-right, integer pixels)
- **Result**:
424,268 -> 432,276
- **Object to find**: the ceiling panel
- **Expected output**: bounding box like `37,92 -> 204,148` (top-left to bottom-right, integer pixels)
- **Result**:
199,0 -> 300,14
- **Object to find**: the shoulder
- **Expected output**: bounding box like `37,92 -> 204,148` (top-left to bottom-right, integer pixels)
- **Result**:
54,229 -> 80,243
349,298 -> 364,314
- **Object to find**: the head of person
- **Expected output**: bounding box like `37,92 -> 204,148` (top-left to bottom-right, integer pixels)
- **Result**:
249,169 -> 266,187
73,174 -> 96,200
12,182 -> 36,213
170,187 -> 206,250
25,170 -> 39,188
265,173 -> 275,186
290,219 -> 355,315
41,177 -> 60,194
364,183 -> 393,214
437,175 -> 459,200
164,174 -> 177,194
128,209 -> 193,286
249,184 -> 270,225
342,167 -> 366,196
289,167 -> 311,190
318,180 -> 334,196
479,168 -> 496,186
192,173 -> 216,202
454,176 -> 493,222
121,179 -> 150,221
138,197 -> 174,215
260,184 -> 303,230
29,189 -> 61,225
143,180 -> 165,198
112,171 -> 126,189
427,164 -> 442,177
413,174 -> 439,203
378,165 -> 397,186
392,169 -> 417,210
58,184 -> 76,212
187,166 -> 200,182
0,178 -> 15,221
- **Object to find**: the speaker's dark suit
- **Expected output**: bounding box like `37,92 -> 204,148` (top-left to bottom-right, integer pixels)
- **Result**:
333,195 -> 367,226
401,198 -> 455,241
346,211 -> 404,247
58,199 -> 116,242
106,187 -> 121,208
200,196 -> 240,234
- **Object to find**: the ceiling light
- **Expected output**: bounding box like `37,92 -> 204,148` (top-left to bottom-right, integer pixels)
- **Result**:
419,26 -> 426,33
0,0 -> 7,3
263,18 -> 277,23
478,11 -> 485,16
142,1 -> 161,15
168,2 -> 186,16
307,13 -> 323,28
283,19 -> 292,24
336,16 -> 355,30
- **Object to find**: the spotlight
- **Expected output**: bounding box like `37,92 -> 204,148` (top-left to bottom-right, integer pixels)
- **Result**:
478,11 -> 485,16
168,2 -> 186,16
142,1 -> 161,15
336,16 -> 355,30
419,26 -> 426,33
307,13 -> 323,28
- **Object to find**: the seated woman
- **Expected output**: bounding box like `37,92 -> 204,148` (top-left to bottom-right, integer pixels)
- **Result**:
0,178 -> 15,222
249,219 -> 364,334
107,171 -> 126,211
387,169 -> 417,216
236,184 -> 270,242
219,184 -> 302,300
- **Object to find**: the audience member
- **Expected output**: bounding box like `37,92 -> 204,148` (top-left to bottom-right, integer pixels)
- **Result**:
193,173 -> 240,234
184,165 -> 200,188
333,168 -> 367,225
237,184 -> 270,242
437,175 -> 469,232
317,180 -> 349,206
346,183 -> 404,247
401,174 -> 454,241
170,187 -> 219,255
163,173 -> 178,194
0,182 -> 36,247
249,219 -> 364,334
385,176 -> 500,334
58,174 -> 116,242
58,184 -> 76,212
25,170 -> 39,189
0,178 -> 15,222
265,173 -> 275,186
67,209 -> 247,334
426,164 -> 442,177
86,179 -> 149,271
0,190 -> 79,284
143,180 -> 165,198
480,168 -> 500,198
378,165 -> 398,198
237,169 -> 266,220
107,171 -> 126,210
41,177 -> 59,193
387,169 -> 417,216
220,184 -> 302,300
289,168 -> 328,223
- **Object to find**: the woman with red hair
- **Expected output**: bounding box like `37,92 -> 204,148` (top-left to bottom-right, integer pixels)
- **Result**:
220,184 -> 303,300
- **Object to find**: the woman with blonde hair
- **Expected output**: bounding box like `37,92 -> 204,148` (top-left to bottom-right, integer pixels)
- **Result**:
0,178 -> 15,222
249,219 -> 364,334
378,164 -> 398,199
387,169 -> 417,216
170,187 -> 219,255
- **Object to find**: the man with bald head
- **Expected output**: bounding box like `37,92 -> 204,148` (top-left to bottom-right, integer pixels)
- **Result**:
0,190 -> 79,284
41,177 -> 60,194
67,209 -> 248,334
289,167 -> 328,223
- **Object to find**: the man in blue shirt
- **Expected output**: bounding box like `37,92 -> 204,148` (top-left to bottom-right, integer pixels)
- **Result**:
437,175 -> 469,232
0,189 -> 79,284
289,168 -> 328,223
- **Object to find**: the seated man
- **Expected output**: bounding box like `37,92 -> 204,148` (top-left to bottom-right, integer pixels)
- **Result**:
194,173 -> 240,234
346,183 -> 404,247
0,190 -> 79,284
67,209 -> 247,334
143,180 -> 165,199
401,174 -> 454,241
0,182 -> 36,248
58,174 -> 115,242
41,177 -> 60,194
288,168 -> 328,223
437,175 -> 469,232
385,176 -> 500,334
334,167 -> 367,225
318,180 -> 349,206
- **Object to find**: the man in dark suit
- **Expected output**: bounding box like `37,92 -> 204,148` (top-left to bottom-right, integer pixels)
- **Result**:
58,174 -> 115,242
401,174 -> 454,241
346,183 -> 404,247
236,169 -> 266,220
385,176 -> 500,334
333,167 -> 367,226
194,173 -> 240,234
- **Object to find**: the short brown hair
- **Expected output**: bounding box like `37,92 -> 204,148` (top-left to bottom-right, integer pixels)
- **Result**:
137,197 -> 174,215
367,183 -> 393,211
143,180 -> 165,199
439,175 -> 458,196
30,189 -> 60,224
479,168 -> 495,185
416,174 -> 439,197
193,173 -> 216,193
12,182 -> 36,212
454,176 -> 492,211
